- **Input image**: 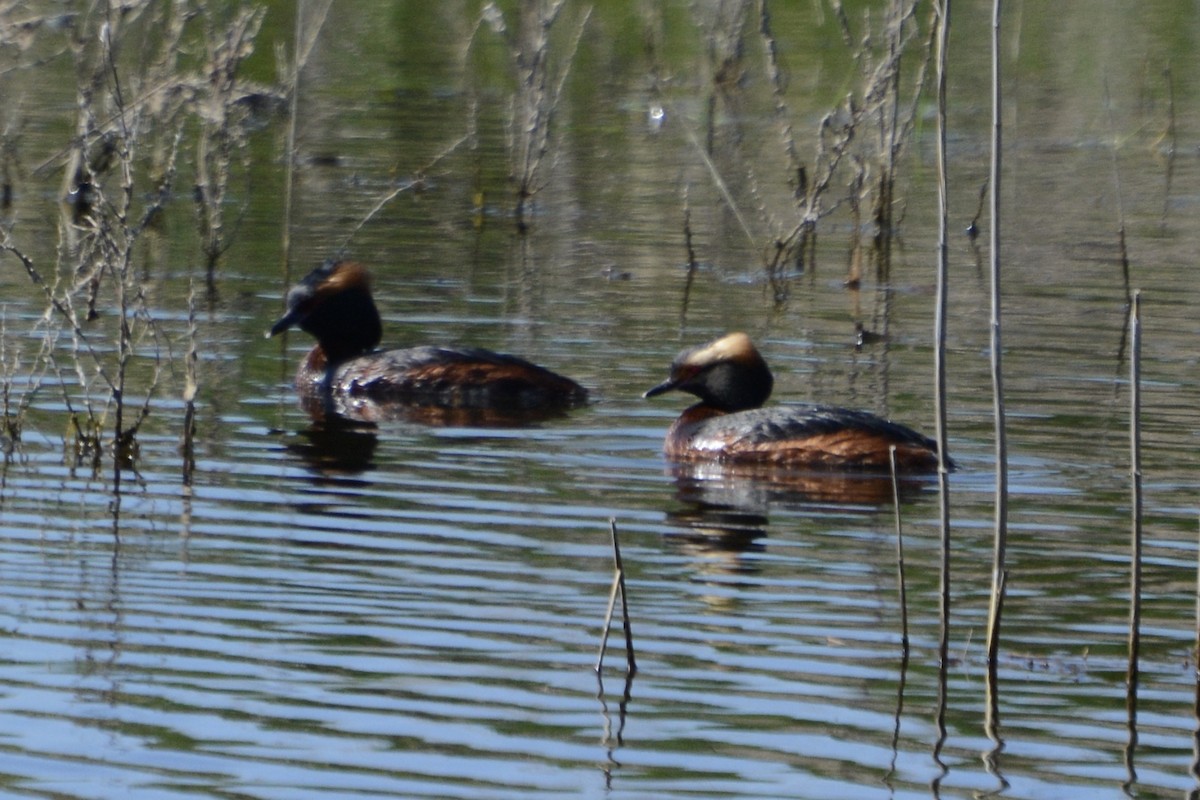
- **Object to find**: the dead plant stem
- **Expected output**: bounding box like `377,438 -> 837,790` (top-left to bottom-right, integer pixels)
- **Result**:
596,518 -> 636,675
1125,291 -> 1143,761
985,0 -> 1008,673
931,0 -> 952,780
888,446 -> 909,648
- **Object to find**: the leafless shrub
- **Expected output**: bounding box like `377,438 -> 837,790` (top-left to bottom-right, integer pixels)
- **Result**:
0,2 -> 276,477
739,0 -> 934,300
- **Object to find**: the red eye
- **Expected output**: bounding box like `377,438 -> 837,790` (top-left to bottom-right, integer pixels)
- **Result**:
671,363 -> 701,383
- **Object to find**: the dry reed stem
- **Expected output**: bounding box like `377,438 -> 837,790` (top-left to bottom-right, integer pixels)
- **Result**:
930,2 -> 952,788
1156,63 -> 1176,225
983,568 -> 1009,792
1123,290 -> 1143,784
680,183 -> 699,327
1192,514 -> 1200,793
596,518 -> 637,675
280,0 -> 335,283
888,446 -> 909,649
932,0 -> 952,620
984,0 -> 1008,672
884,439 -> 912,795
181,278 -> 198,486
504,1 -> 592,231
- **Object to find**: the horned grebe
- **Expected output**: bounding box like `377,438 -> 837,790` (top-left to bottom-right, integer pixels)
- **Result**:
644,332 -> 943,471
268,261 -> 587,420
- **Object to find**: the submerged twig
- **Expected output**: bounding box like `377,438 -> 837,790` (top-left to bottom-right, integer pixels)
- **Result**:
967,178 -> 987,241
596,517 -> 636,675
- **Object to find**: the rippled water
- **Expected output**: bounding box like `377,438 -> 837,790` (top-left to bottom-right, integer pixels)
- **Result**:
2,2 -> 1200,799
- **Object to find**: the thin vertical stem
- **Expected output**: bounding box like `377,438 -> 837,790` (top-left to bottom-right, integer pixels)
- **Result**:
1124,290 -> 1143,785
932,0 -> 952,620
280,0 -> 304,282
885,444 -> 911,794
1191,513 -> 1200,798
985,0 -> 1008,672
596,518 -> 637,675
931,1 -> 952,786
611,518 -> 637,675
889,447 -> 909,649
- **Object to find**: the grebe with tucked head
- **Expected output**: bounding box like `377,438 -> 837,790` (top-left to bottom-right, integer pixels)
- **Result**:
644,332 -> 944,471
268,261 -> 588,418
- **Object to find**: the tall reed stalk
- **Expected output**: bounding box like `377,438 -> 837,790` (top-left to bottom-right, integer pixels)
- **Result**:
984,0 -> 1009,677
1124,290 -> 1143,783
931,0 -> 952,779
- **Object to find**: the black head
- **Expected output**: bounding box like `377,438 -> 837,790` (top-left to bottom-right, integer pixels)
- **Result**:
643,332 -> 773,412
267,260 -> 383,365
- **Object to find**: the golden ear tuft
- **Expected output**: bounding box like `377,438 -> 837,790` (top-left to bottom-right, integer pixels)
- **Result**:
690,332 -> 759,365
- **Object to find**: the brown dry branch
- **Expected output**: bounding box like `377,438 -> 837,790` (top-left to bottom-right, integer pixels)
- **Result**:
867,1 -> 934,254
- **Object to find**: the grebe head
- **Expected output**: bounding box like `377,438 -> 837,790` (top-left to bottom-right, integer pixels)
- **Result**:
643,332 -> 774,412
267,260 -> 383,365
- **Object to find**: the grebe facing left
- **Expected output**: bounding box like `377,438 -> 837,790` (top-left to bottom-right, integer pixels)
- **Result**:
643,332 -> 944,471
268,261 -> 588,418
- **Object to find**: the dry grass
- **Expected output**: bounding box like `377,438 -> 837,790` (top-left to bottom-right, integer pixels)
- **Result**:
673,0 -> 935,303
0,2 -> 280,477
468,0 -> 592,232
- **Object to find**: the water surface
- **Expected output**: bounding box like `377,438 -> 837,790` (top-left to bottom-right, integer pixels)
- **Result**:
2,2 -> 1200,799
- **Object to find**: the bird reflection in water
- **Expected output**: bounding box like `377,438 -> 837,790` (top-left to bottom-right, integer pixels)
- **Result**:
662,460 -> 936,578
285,417 -> 380,477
